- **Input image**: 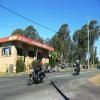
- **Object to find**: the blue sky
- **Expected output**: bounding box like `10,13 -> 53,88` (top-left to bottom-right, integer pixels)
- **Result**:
0,0 -> 100,60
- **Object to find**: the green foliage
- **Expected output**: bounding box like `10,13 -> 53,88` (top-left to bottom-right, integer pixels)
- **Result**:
44,63 -> 50,69
31,60 -> 38,68
44,38 -> 51,45
24,25 -> 37,40
49,57 -> 56,68
49,52 -> 57,67
11,29 -> 24,36
73,20 -> 100,63
95,57 -> 99,64
11,25 -> 43,43
24,26 -> 43,42
16,58 -> 25,73
11,20 -> 100,65
50,24 -> 72,63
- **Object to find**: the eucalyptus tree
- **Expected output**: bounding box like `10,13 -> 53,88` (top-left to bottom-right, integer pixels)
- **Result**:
73,20 -> 100,63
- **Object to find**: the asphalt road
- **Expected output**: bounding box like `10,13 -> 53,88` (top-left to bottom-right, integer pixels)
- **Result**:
0,70 -> 100,100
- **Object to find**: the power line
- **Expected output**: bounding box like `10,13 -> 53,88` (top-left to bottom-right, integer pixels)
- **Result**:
0,4 -> 57,32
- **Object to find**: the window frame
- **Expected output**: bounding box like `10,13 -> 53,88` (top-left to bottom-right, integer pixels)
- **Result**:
2,47 -> 11,56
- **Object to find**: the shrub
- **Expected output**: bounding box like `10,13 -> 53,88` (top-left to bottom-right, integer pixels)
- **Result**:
44,63 -> 50,69
49,56 -> 56,68
49,52 -> 58,68
16,58 -> 25,73
31,60 -> 38,69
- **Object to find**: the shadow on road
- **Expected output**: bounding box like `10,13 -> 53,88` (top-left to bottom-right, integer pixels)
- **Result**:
50,81 -> 70,100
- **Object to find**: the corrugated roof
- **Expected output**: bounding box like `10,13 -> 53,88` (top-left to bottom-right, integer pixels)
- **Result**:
0,34 -> 54,51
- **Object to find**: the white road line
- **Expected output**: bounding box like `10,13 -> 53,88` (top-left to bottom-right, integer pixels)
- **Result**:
81,70 -> 95,73
0,70 -> 96,89
48,70 -> 95,79
9,73 -> 24,76
8,70 -> 96,77
48,74 -> 70,79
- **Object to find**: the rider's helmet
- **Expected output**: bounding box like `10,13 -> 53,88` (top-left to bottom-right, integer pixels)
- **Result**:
76,60 -> 79,63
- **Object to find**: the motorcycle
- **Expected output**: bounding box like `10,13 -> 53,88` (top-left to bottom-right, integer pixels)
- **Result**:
27,70 -> 45,86
73,67 -> 80,76
72,64 -> 80,76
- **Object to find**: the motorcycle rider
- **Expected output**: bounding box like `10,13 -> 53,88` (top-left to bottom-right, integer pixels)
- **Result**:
33,60 -> 42,74
73,60 -> 80,75
33,60 -> 45,81
75,60 -> 80,75
27,60 -> 45,85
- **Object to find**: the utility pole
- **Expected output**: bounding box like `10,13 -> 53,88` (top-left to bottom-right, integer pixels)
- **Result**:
99,29 -> 100,63
93,47 -> 94,68
87,19 -> 90,69
99,41 -> 100,62
93,46 -> 96,68
99,46 -> 100,65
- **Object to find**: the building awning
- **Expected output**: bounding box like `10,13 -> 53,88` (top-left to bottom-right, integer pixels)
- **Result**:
0,34 -> 54,52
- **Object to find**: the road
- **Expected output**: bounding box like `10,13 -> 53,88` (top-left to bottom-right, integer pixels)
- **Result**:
0,70 -> 100,100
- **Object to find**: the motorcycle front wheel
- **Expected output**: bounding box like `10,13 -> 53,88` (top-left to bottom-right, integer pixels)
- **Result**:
27,78 -> 33,86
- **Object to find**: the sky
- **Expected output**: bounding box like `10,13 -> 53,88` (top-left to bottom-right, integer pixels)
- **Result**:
0,0 -> 100,60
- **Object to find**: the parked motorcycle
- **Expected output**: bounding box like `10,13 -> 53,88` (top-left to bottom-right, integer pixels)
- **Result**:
27,70 -> 45,86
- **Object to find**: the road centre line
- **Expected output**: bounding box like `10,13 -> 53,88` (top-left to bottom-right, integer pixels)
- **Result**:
48,70 -> 95,79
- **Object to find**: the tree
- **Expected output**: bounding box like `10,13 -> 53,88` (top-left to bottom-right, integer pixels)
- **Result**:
89,20 -> 100,48
50,24 -> 72,63
44,38 -> 51,45
11,29 -> 24,36
57,24 -> 71,63
73,29 -> 87,62
24,25 -> 37,39
11,25 -> 44,43
24,25 -> 43,42
35,33 -> 44,43
73,20 -> 100,63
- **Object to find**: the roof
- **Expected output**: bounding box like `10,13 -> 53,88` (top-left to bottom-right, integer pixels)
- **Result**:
0,34 -> 54,52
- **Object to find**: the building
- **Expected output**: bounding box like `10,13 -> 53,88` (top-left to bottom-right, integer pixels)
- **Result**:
0,34 -> 54,72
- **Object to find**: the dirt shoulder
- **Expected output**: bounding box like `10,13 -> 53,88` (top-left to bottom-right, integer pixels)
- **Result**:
88,74 -> 100,86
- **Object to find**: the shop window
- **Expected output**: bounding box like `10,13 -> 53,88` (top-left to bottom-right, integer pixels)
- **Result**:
29,50 -> 34,57
2,47 -> 11,56
17,48 -> 23,56
37,52 -> 43,60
